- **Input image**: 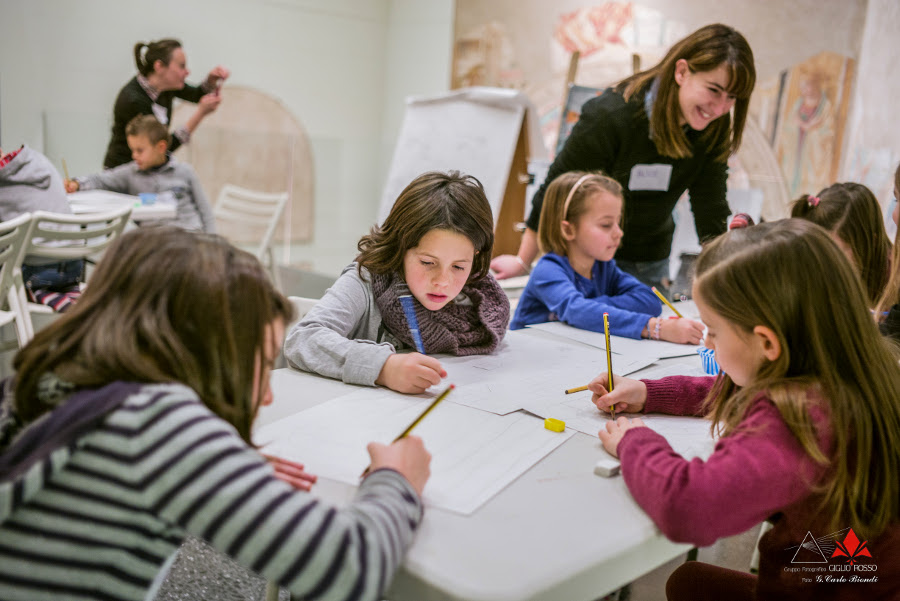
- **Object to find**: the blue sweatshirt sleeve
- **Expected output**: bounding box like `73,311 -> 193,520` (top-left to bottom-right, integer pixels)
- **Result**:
523,255 -> 660,339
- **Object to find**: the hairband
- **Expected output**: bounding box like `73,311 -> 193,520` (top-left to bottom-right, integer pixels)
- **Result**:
808,195 -> 820,208
562,174 -> 593,219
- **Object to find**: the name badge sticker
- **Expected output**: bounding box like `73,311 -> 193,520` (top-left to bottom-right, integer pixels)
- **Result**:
628,163 -> 673,191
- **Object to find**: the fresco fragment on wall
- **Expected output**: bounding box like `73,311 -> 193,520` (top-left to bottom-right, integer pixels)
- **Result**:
751,51 -> 854,199
452,2 -> 686,157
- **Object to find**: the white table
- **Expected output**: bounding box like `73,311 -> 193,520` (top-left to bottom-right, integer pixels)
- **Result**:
258,328 -> 709,601
67,190 -> 176,221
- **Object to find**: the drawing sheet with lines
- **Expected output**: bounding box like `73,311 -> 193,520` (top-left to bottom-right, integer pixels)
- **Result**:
256,386 -> 574,515
527,321 -> 701,359
522,363 -> 717,464
433,329 -> 657,415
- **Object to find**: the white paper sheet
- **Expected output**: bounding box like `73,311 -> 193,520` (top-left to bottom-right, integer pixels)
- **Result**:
256,386 -> 574,515
432,329 -> 657,415
519,363 -> 717,463
527,321 -> 701,359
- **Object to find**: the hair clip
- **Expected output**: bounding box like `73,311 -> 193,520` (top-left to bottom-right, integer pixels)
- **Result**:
729,213 -> 755,230
808,195 -> 820,207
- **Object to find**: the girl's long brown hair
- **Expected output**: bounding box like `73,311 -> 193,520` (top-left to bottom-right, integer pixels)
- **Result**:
876,162 -> 900,317
357,171 -> 494,282
791,183 -> 891,306
617,23 -> 756,162
694,219 -> 900,538
13,226 -> 293,444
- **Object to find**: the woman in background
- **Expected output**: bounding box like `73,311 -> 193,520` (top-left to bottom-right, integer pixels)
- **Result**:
103,38 -> 229,168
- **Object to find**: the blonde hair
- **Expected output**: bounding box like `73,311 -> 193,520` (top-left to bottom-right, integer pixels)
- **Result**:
694,218 -> 900,538
875,162 -> 900,317
791,183 -> 891,305
538,171 -> 623,256
13,226 -> 294,444
618,23 -> 756,162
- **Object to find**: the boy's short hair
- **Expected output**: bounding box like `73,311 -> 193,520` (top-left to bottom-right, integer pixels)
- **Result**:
125,115 -> 169,146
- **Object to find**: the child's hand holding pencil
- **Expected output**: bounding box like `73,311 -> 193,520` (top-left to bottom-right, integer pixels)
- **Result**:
588,374 -> 647,416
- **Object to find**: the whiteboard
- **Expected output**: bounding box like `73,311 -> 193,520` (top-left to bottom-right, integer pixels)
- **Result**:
378,88 -> 546,225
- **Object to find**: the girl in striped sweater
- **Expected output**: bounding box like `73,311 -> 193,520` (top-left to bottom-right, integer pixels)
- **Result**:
0,226 -> 431,601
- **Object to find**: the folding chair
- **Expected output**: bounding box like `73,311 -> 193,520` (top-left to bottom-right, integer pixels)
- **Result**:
13,207 -> 132,342
214,184 -> 289,290
0,213 -> 36,351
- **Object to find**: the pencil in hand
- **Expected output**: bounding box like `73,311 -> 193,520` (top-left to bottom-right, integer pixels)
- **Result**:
360,384 -> 455,478
603,312 -> 615,419
651,286 -> 683,318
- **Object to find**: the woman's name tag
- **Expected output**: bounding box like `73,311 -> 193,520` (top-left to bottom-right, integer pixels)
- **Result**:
628,163 -> 672,191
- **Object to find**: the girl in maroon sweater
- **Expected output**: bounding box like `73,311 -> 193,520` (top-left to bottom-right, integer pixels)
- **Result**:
588,219 -> 900,601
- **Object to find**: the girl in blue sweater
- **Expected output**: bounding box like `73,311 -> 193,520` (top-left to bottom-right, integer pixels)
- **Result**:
510,171 -> 704,343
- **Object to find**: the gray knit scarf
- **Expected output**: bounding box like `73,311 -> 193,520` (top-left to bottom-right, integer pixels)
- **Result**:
371,271 -> 510,356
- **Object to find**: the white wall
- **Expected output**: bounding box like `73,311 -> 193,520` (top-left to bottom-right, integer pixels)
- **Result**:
840,0 -> 900,213
0,0 -> 455,274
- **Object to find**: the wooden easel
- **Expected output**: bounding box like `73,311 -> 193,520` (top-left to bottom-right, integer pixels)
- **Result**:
492,116 -> 531,257
492,52 -> 583,258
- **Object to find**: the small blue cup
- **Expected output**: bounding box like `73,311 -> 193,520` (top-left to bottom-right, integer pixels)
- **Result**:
139,193 -> 157,205
697,347 -> 720,375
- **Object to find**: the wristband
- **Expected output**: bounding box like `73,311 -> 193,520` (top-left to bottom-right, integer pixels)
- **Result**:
515,256 -> 531,275
652,317 -> 661,340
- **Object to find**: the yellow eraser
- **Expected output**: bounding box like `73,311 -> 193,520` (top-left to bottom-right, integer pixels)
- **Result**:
544,417 -> 565,432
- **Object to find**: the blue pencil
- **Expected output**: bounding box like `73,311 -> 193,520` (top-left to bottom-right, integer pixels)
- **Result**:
399,294 -> 426,354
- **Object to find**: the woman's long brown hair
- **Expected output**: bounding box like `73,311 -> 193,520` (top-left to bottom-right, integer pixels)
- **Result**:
618,23 -> 756,162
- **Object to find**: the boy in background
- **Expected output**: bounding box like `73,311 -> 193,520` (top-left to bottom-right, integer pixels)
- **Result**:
66,115 -> 215,233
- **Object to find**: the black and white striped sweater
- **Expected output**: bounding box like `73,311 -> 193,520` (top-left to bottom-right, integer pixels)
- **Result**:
0,381 -> 423,601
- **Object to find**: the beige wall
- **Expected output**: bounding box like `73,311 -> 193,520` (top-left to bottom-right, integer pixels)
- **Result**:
841,0 -> 900,213
455,0 -> 867,84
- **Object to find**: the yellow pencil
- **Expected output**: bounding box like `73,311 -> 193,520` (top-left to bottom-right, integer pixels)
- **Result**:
565,385 -> 588,394
360,384 -> 455,478
651,286 -> 683,318
603,313 -> 615,419
61,158 -> 70,181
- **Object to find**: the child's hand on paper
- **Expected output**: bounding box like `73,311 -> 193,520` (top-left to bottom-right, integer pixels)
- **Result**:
367,435 -> 431,495
376,353 -> 447,394
589,374 -> 646,415
598,416 -> 647,457
659,317 -> 705,345
64,179 -> 79,193
264,454 -> 318,491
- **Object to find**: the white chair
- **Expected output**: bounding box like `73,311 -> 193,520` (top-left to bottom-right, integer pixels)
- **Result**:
273,296 -> 319,371
214,184 -> 289,290
0,213 -> 36,351
288,295 -> 318,324
13,207 -> 132,342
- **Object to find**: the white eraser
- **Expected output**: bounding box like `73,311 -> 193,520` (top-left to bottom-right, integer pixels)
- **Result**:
594,456 -> 621,478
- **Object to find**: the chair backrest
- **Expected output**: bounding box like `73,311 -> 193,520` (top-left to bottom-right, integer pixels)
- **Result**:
0,213 -> 36,347
214,184 -> 289,261
23,207 -> 132,262
288,296 -> 318,326
0,213 -> 33,301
